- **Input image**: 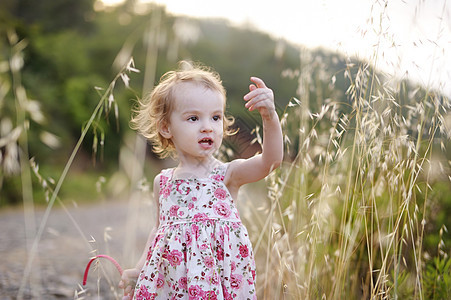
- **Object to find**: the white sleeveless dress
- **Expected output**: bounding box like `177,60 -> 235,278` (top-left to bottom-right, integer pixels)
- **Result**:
133,163 -> 257,300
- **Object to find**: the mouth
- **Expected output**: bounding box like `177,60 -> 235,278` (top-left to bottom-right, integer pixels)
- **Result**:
198,137 -> 213,146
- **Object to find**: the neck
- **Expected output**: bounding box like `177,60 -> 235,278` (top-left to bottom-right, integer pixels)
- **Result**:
175,156 -> 219,178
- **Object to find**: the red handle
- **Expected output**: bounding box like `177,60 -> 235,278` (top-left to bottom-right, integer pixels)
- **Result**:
83,255 -> 123,285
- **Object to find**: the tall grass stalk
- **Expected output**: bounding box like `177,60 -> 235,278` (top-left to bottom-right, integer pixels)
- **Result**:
7,29 -> 42,297
247,1 -> 450,299
17,54 -> 138,298
122,7 -> 161,268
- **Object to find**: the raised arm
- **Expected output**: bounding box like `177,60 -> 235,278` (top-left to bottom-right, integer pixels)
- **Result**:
225,77 -> 283,190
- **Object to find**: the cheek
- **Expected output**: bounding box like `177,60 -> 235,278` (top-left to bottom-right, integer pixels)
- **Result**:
216,122 -> 224,134
218,129 -> 224,141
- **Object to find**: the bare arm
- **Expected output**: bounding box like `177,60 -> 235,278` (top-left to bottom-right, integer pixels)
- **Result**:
225,77 -> 283,190
119,173 -> 160,299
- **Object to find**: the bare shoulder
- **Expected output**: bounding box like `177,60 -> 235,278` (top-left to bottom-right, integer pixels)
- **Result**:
224,154 -> 274,189
223,159 -> 244,199
223,159 -> 246,188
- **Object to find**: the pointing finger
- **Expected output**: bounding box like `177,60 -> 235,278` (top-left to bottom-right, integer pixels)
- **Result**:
250,76 -> 267,88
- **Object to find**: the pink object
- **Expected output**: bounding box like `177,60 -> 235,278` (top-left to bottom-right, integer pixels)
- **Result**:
83,255 -> 123,285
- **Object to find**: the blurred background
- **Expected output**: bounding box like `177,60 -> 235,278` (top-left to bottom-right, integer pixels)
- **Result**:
0,0 -> 450,299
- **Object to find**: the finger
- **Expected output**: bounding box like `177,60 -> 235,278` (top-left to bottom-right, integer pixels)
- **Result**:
245,97 -> 272,111
250,100 -> 275,112
250,76 -> 267,89
244,85 -> 257,101
244,88 -> 268,101
244,89 -> 273,104
246,91 -> 275,107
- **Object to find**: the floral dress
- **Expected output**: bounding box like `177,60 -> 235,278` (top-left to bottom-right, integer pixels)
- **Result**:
133,163 -> 257,300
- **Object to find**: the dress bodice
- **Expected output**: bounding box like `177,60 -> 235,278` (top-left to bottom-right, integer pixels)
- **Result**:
158,164 -> 241,226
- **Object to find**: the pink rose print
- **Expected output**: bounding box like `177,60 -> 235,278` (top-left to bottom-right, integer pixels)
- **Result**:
239,244 -> 249,258
212,174 -> 224,181
176,180 -> 191,195
156,273 -> 165,289
214,188 -> 227,200
160,175 -> 168,187
188,285 -> 203,299
216,245 -> 224,261
179,277 -> 188,290
199,243 -> 209,251
231,222 -> 241,229
204,256 -> 215,268
224,225 -> 229,236
218,227 -> 226,242
138,168 -> 256,299
230,274 -> 243,290
169,205 -> 180,217
214,202 -> 231,218
135,285 -> 157,300
146,248 -> 153,261
185,231 -> 192,246
231,261 -> 236,272
161,185 -> 171,198
191,224 -> 200,240
204,291 -> 218,300
223,288 -> 233,300
159,176 -> 171,197
193,213 -> 209,223
207,272 -> 220,285
167,249 -> 183,267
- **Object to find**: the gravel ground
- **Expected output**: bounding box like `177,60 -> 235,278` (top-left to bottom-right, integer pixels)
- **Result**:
0,200 -> 153,300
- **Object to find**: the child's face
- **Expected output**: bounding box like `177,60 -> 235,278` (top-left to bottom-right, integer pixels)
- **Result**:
162,82 -> 225,161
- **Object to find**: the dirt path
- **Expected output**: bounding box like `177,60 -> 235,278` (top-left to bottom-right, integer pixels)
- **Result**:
0,200 -> 153,300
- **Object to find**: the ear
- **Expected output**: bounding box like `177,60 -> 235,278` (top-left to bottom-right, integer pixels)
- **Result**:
159,121 -> 172,139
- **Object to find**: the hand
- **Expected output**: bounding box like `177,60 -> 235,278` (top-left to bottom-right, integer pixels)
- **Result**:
243,77 -> 276,120
118,268 -> 140,300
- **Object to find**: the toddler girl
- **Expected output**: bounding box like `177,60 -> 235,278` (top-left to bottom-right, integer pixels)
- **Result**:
119,61 -> 283,299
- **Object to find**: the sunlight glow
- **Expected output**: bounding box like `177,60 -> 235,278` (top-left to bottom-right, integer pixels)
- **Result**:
100,0 -> 451,97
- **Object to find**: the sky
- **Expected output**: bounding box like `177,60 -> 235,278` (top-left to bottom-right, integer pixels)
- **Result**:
101,0 -> 451,97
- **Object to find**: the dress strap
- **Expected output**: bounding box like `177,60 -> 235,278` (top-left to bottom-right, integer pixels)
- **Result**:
159,168 -> 174,188
209,163 -> 229,181
160,168 -> 173,178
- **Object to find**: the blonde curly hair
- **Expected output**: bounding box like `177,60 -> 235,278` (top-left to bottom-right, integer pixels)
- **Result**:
130,61 -> 236,158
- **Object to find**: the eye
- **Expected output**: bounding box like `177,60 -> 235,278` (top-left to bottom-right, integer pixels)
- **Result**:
212,115 -> 222,121
187,116 -> 198,122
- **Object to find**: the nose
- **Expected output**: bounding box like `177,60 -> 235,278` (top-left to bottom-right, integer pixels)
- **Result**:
200,119 -> 213,132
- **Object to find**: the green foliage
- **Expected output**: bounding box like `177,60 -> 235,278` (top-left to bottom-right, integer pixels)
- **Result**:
423,182 -> 451,252
389,269 -> 414,299
0,0 -> 95,33
423,256 -> 451,299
